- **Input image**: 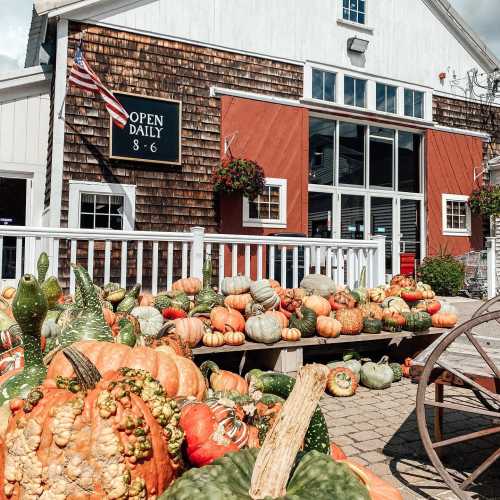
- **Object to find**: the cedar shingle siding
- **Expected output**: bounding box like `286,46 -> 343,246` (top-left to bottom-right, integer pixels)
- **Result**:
61,22 -> 303,232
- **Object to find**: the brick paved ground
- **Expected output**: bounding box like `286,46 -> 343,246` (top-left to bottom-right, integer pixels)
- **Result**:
319,298 -> 500,500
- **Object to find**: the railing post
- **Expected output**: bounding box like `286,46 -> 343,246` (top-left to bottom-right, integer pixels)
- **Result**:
486,237 -> 497,299
190,226 -> 205,280
371,235 -> 386,286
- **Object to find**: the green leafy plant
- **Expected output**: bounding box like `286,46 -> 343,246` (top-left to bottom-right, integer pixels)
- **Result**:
418,250 -> 465,296
468,185 -> 500,218
213,158 -> 265,200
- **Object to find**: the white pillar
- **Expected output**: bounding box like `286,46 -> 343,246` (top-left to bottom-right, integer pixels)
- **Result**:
190,226 -> 205,280
486,237 -> 497,299
371,235 -> 386,286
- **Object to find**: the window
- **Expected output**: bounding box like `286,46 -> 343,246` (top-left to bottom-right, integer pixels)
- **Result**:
243,178 -> 287,228
68,181 -> 136,230
376,83 -> 397,114
404,89 -> 424,118
344,76 -> 366,108
442,194 -> 471,235
308,192 -> 332,238
398,132 -> 421,193
343,0 -> 365,24
312,69 -> 336,102
339,122 -> 365,186
369,127 -> 394,189
309,117 -> 335,185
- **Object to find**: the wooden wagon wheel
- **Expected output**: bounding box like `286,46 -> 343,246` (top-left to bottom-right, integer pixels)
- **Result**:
416,312 -> 500,500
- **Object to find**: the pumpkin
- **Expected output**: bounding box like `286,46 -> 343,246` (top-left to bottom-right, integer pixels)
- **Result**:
202,329 -> 225,347
300,274 -> 336,298
281,327 -> 301,341
201,360 -> 248,394
224,293 -> 252,311
173,317 -> 205,347
327,359 -> 362,383
424,299 -> 441,315
48,340 -> 205,399
102,306 -> 115,327
210,306 -> 245,332
390,274 -> 416,288
360,356 -> 394,389
404,311 -> 432,332
416,281 -> 432,292
1,287 -> 16,300
368,287 -> 385,303
335,308 -> 363,335
316,316 -> 342,338
431,311 -> 458,328
245,312 -> 281,344
381,296 -> 410,313
360,302 -> 383,320
250,280 -> 280,310
327,367 -> 358,397
268,279 -> 281,289
224,330 -> 246,346
264,309 -> 289,328
329,290 -> 356,310
155,290 -> 191,312
385,284 -> 401,297
172,276 -> 203,295
139,292 -> 155,306
382,310 -> 406,332
363,317 -> 383,334
421,290 -> 436,299
400,288 -> 423,303
2,355 -> 183,498
151,329 -> 193,359
280,288 -> 304,314
390,363 -> 403,382
162,307 -> 188,320
302,295 -> 331,316
221,275 -> 252,296
289,307 -> 317,337
131,305 -> 164,338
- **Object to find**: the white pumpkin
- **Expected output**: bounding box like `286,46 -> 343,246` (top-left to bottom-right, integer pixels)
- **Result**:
245,313 -> 281,344
130,306 -> 164,337
360,357 -> 394,390
250,280 -> 280,310
381,297 -> 409,313
221,275 -> 252,296
299,274 -> 336,298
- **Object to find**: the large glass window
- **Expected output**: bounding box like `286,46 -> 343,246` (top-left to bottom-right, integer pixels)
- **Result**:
312,69 -> 336,102
341,194 -> 365,239
369,127 -> 394,189
398,132 -> 421,193
309,118 -> 335,185
344,76 -> 366,108
308,192 -> 333,238
339,122 -> 365,186
343,0 -> 366,24
404,89 -> 424,118
376,83 -> 397,114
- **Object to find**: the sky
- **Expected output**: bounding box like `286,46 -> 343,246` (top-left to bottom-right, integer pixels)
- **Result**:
0,0 -> 499,74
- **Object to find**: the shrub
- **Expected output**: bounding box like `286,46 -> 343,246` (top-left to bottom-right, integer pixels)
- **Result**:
418,253 -> 465,296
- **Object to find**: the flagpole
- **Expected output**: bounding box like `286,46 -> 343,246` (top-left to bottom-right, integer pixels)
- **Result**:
58,37 -> 84,120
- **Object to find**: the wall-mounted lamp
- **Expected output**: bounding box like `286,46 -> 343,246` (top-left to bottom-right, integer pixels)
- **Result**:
347,37 -> 369,54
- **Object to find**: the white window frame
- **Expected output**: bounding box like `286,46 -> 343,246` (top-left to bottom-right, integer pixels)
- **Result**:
341,0 -> 366,25
441,194 -> 471,236
311,68 -> 337,103
242,178 -> 287,228
344,75 -> 367,108
404,88 -> 425,119
375,82 -> 397,114
68,180 -> 136,231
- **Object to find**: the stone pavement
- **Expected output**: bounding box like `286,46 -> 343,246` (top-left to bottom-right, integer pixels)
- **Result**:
319,298 -> 500,500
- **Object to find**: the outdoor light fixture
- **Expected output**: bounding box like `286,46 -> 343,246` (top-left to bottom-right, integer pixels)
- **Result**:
347,37 -> 369,54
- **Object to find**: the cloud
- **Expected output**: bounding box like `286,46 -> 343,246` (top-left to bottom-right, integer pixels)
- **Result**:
0,54 -> 21,74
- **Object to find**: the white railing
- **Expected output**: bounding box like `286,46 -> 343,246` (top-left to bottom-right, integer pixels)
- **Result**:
0,226 -> 386,293
487,237 -> 497,299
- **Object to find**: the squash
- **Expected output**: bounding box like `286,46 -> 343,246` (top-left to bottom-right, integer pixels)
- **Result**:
316,316 -> 342,338
102,306 -> 115,326
329,290 -> 356,310
381,296 -> 410,313
172,276 -> 203,295
416,281 -> 432,292
289,307 -> 317,337
335,308 -> 363,335
281,327 -> 301,341
201,360 -> 248,394
130,305 -> 164,338
162,307 -> 188,320
250,280 -> 280,310
421,290 -> 436,299
360,302 -> 384,320
224,293 -> 252,311
264,309 -> 289,328
302,295 -> 331,316
210,306 -> 245,332
280,288 -> 305,315
40,276 -> 63,308
300,274 -> 336,298
368,287 -> 385,303
360,356 -> 394,389
327,367 -> 358,397
351,267 -> 368,305
382,310 -> 406,332
189,258 -> 225,316
202,328 -> 225,347
2,353 -> 183,498
390,362 -> 403,382
1,287 -> 16,300
363,317 -> 383,334
404,311 -> 432,332
400,288 -> 423,303
327,359 -> 362,383
431,311 -> 458,328
385,284 -> 402,297
245,312 -> 281,344
173,317 -> 205,347
116,283 -> 142,313
224,330 -> 246,346
391,274 -> 416,288
424,299 -> 441,315
221,275 -> 252,296
155,290 -> 191,312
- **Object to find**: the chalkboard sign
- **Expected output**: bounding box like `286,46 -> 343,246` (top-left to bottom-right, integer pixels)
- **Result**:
110,92 -> 181,165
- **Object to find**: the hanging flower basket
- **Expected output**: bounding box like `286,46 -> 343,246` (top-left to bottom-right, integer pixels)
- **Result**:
468,185 -> 500,218
213,158 -> 265,201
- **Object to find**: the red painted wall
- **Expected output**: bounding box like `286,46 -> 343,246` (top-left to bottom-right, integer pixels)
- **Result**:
426,129 -> 484,256
219,96 -> 309,235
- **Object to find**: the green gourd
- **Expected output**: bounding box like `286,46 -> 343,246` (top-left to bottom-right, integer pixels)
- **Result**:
154,290 -> 191,312
363,317 -> 383,334
190,258 -> 224,316
390,362 -> 403,382
37,252 -> 49,283
116,283 -> 142,312
404,311 -> 432,332
116,317 -> 137,347
351,266 -> 368,305
246,370 -> 330,454
161,448 -> 370,500
41,276 -> 62,309
0,274 -> 48,405
289,307 -> 317,338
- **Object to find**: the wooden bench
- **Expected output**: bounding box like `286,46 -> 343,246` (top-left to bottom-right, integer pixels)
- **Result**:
193,328 -> 446,375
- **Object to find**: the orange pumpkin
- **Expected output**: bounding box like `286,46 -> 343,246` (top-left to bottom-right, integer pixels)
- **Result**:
302,295 -> 331,316
224,293 -> 252,311
385,285 -> 401,297
264,310 -> 289,329
201,360 -> 248,394
316,316 -> 342,338
102,307 -> 116,327
210,306 -> 245,333
400,288 -> 423,302
223,330 -> 245,346
390,274 -> 416,288
360,302 -> 384,320
334,308 -> 363,335
172,277 -> 202,295
268,279 -> 281,289
329,291 -> 356,310
173,317 -> 205,347
48,340 -> 205,399
1,287 -> 16,300
202,329 -> 225,348
431,312 -> 458,328
139,292 -> 155,306
281,327 -> 301,341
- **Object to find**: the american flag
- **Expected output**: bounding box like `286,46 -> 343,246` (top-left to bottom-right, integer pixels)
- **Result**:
69,44 -> 129,128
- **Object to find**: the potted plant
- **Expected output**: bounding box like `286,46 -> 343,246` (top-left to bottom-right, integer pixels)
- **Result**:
468,184 -> 500,218
213,157 -> 265,200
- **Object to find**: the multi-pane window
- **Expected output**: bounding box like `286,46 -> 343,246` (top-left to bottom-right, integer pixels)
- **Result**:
309,117 -> 335,185
80,193 -> 124,230
442,195 -> 470,234
339,122 -> 365,186
398,132 -> 421,193
312,69 -> 336,102
376,83 -> 397,114
344,76 -> 366,108
343,0 -> 366,24
404,89 -> 424,118
243,179 -> 287,227
369,127 -> 395,189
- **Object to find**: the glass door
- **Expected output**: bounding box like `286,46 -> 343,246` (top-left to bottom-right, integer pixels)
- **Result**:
308,192 -> 333,238
370,197 -> 393,273
400,199 -> 421,276
341,194 -> 365,239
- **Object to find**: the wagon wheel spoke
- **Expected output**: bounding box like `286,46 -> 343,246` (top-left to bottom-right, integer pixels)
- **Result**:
434,359 -> 500,404
432,426 -> 500,449
424,399 -> 500,419
459,448 -> 500,491
464,330 -> 500,379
